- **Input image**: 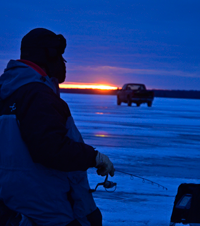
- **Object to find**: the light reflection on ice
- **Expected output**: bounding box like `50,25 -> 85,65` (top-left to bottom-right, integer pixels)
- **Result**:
95,134 -> 110,137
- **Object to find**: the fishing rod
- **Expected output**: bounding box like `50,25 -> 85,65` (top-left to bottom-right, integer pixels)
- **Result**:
90,169 -> 168,192
115,169 -> 168,191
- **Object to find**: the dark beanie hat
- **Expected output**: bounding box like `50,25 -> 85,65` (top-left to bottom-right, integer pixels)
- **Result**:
20,28 -> 66,62
20,28 -> 67,83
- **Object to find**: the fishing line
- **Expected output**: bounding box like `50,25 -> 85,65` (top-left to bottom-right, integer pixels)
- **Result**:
115,169 -> 168,190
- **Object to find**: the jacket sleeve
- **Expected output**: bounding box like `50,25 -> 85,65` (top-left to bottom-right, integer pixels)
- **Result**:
16,82 -> 97,172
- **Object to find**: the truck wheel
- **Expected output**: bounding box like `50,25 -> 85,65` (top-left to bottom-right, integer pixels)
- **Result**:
127,97 -> 132,106
147,102 -> 152,107
136,103 -> 141,107
117,96 -> 121,105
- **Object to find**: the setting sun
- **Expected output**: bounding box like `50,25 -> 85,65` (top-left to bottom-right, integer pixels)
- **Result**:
59,82 -> 118,90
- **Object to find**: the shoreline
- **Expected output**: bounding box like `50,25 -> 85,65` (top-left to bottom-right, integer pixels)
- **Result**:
60,88 -> 200,100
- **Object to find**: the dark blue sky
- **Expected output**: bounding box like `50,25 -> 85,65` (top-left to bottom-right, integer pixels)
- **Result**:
0,0 -> 200,90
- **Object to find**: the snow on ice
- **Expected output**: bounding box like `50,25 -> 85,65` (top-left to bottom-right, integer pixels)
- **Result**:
61,93 -> 200,226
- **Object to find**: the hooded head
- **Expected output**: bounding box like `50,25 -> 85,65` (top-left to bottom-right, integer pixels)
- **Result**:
20,28 -> 67,83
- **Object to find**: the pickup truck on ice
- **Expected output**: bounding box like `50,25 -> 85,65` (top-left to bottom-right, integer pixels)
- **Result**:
117,83 -> 154,107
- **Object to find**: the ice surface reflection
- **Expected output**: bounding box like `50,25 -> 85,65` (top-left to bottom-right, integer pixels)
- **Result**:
61,93 -> 200,226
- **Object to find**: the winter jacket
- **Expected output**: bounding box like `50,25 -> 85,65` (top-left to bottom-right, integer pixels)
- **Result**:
0,60 -> 98,226
0,60 -> 97,172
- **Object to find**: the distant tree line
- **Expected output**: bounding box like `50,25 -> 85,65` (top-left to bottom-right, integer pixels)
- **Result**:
60,89 -> 200,100
152,90 -> 200,99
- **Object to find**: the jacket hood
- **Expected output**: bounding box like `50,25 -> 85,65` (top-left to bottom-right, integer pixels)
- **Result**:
0,60 -> 59,100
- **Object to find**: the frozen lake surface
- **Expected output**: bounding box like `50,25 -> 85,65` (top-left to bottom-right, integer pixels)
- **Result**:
61,93 -> 200,226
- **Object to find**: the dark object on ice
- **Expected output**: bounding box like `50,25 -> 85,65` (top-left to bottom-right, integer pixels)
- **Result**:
89,175 -> 117,193
117,83 -> 154,107
170,183 -> 200,225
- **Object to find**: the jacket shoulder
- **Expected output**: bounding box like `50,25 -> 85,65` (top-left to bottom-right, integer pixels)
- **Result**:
0,82 -> 71,118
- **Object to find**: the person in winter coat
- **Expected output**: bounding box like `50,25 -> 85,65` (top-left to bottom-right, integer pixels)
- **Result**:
0,28 -> 115,226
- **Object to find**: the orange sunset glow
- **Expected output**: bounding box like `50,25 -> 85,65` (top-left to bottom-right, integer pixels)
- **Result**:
59,82 -> 118,90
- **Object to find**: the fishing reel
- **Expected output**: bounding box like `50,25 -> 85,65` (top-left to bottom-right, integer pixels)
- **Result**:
89,175 -> 117,193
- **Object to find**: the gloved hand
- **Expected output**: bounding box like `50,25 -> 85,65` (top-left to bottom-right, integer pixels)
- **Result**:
95,151 -> 115,177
